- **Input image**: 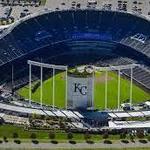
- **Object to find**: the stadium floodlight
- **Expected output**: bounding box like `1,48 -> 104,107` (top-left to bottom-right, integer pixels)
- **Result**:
65,69 -> 68,110
94,64 -> 139,71
29,63 -> 32,106
92,70 -> 95,108
130,66 -> 133,108
52,68 -> 55,110
11,65 -> 14,92
40,66 -> 43,108
27,60 -> 68,110
28,60 -> 67,70
105,70 -> 108,110
117,69 -> 121,110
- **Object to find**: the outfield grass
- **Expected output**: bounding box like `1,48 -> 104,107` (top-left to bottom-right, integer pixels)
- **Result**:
17,71 -> 150,109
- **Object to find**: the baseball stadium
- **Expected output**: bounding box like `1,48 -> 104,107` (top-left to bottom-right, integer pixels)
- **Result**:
0,0 -> 150,149
0,9 -> 150,108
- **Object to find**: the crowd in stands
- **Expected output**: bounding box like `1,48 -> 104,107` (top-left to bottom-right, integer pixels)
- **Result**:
96,56 -> 150,90
123,66 -> 150,90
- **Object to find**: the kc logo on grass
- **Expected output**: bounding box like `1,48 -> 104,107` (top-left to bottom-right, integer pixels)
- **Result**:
74,83 -> 88,95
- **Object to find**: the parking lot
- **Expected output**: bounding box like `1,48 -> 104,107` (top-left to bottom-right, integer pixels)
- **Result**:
0,0 -> 150,25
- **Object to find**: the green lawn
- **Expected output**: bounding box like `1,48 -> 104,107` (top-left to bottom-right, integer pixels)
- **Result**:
0,125 -> 119,141
0,125 -> 150,149
17,71 -> 150,109
0,125 -> 148,141
58,149 -> 150,150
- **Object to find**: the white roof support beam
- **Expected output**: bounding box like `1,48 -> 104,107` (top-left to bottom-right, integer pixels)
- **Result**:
27,60 -> 67,70
94,64 -> 139,71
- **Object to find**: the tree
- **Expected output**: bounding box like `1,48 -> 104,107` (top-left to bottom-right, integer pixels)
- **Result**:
137,130 -> 144,139
30,133 -> 36,139
120,132 -> 126,139
32,113 -> 37,119
3,136 -> 8,142
84,132 -> 91,141
103,132 -> 109,139
147,135 -> 150,141
130,134 -> 134,142
49,131 -> 55,140
67,132 -> 73,140
13,132 -> 18,139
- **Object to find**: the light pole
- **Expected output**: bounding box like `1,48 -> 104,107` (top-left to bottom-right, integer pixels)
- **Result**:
117,69 -> 121,109
52,68 -> 55,110
105,70 -> 108,110
29,64 -> 32,106
130,67 -> 133,108
65,68 -> 68,110
40,66 -> 43,108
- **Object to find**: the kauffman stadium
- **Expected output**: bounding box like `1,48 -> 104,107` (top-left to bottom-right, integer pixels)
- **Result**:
0,9 -> 150,108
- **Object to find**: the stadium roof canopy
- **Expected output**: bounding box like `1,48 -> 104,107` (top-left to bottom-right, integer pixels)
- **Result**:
145,101 -> 150,106
0,102 -> 84,119
0,9 -> 149,66
109,120 -> 150,129
108,110 -> 150,118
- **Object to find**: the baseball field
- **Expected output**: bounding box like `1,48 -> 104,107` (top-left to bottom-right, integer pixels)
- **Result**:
17,71 -> 150,109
